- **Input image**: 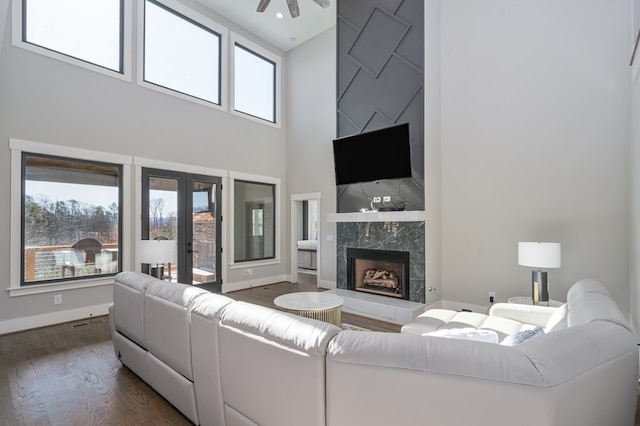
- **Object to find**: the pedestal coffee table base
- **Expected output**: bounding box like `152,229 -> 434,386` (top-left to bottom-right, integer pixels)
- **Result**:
273,292 -> 344,327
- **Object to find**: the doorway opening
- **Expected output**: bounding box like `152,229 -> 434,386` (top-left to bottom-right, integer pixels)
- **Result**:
291,193 -> 321,287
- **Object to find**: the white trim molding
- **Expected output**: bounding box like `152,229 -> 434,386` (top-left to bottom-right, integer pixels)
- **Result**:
222,274 -> 288,293
0,303 -> 112,335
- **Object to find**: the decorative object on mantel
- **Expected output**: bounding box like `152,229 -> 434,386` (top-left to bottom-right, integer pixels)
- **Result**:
139,239 -> 177,280
517,242 -> 561,305
256,0 -> 330,18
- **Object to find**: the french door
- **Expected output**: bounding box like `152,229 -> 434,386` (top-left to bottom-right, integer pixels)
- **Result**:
142,168 -> 222,288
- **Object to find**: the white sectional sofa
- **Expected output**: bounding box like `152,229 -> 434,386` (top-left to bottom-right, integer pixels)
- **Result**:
109,273 -> 639,426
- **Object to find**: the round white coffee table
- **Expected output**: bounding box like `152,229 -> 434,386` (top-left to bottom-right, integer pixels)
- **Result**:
273,292 -> 344,326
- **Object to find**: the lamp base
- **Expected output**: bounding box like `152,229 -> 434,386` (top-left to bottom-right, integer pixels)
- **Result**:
150,265 -> 164,280
531,270 -> 549,305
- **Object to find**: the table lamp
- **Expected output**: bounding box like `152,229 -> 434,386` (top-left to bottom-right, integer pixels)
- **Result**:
517,242 -> 561,305
139,240 -> 177,280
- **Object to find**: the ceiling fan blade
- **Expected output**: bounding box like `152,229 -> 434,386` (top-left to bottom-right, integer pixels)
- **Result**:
256,0 -> 271,13
286,0 -> 300,18
312,0 -> 331,9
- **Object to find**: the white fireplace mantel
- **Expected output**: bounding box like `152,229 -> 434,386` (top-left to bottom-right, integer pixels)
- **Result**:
327,210 -> 425,223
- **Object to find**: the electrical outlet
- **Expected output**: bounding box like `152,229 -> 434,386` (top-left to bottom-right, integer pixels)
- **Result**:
489,292 -> 496,303
373,196 -> 381,203
383,196 -> 391,202
54,294 -> 62,305
244,268 -> 253,276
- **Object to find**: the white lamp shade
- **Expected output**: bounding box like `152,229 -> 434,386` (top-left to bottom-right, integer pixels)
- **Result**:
139,240 -> 177,264
518,242 -> 561,269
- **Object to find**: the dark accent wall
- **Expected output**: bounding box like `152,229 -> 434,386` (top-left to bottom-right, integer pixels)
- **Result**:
336,0 -> 424,213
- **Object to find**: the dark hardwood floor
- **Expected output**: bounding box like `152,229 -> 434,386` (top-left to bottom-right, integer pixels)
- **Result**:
0,275 -> 636,425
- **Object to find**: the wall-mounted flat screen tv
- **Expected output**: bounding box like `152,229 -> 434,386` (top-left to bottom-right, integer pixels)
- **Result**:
332,123 -> 412,186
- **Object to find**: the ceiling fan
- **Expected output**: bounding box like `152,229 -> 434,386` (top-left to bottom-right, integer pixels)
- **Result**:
256,0 -> 330,19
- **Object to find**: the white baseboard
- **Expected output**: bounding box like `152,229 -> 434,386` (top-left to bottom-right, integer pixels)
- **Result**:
0,303 -> 112,335
222,274 -> 289,293
317,278 -> 335,290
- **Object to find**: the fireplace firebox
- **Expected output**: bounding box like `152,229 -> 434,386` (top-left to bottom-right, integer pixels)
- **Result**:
347,248 -> 410,300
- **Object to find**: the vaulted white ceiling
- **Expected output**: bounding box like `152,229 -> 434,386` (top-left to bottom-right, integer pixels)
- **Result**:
195,0 -> 336,51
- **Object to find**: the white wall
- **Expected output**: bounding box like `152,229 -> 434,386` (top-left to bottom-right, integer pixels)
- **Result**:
630,25 -> 640,333
440,0 -> 630,310
0,0 -> 288,330
285,27 -> 337,288
424,0 -> 442,303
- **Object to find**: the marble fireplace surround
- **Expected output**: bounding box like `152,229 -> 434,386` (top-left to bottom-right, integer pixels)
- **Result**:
327,213 -> 426,324
335,220 -> 425,304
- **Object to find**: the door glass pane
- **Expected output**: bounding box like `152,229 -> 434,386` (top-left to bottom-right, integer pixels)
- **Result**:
148,177 -> 178,281
192,181 -> 216,284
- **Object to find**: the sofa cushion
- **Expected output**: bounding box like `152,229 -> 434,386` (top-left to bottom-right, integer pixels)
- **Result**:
190,293 -> 234,426
112,271 -> 158,347
144,281 -> 210,380
545,303 -> 568,332
401,309 -> 486,335
402,308 -> 537,342
567,278 -> 633,332
425,327 -> 499,343
218,301 -> 341,426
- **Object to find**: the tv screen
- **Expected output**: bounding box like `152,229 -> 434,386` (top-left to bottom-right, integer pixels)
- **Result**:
332,123 -> 412,185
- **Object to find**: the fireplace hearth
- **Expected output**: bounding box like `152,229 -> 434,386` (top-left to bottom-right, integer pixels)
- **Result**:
347,248 -> 410,300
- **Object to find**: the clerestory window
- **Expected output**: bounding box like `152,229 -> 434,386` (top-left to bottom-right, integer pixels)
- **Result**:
142,0 -> 222,105
18,0 -> 125,75
233,41 -> 277,124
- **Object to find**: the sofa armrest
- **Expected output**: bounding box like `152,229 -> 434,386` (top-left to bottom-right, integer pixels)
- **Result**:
489,303 -> 559,327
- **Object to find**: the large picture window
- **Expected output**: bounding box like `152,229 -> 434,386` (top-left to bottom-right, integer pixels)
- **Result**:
22,154 -> 122,285
143,0 -> 222,105
20,0 -> 124,73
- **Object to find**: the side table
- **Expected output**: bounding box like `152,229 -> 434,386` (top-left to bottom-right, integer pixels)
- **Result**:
507,296 -> 563,308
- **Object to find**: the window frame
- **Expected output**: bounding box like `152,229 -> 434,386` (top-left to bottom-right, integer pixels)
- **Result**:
11,0 -> 132,82
137,0 -> 228,111
228,171 -> 281,268
9,139 -> 133,297
230,32 -> 281,128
